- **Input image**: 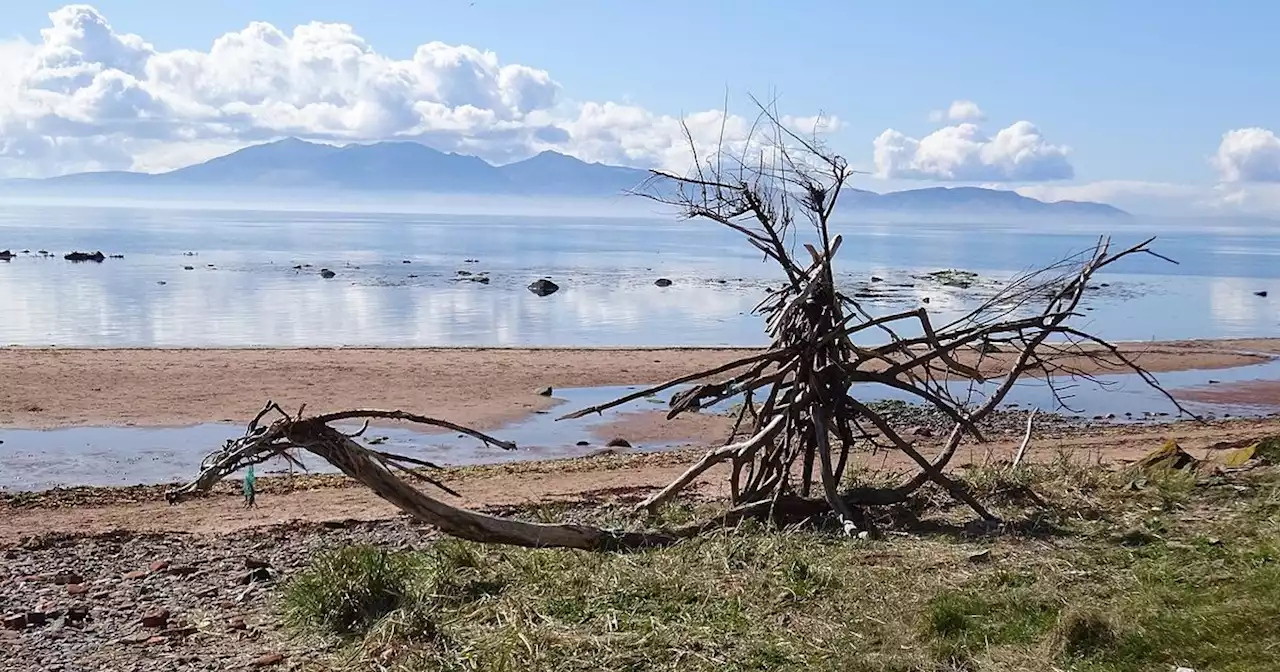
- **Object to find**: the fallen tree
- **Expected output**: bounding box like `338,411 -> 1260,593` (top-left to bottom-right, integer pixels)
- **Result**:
169,102 -> 1190,550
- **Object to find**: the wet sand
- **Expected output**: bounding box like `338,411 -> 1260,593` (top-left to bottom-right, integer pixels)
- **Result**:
4,415 -> 1278,544
2,339 -> 1277,430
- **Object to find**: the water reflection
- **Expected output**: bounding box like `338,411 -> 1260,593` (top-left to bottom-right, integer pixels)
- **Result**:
0,203 -> 1277,346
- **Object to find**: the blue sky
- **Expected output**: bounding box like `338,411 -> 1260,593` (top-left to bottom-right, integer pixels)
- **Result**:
1,2 -> 1277,213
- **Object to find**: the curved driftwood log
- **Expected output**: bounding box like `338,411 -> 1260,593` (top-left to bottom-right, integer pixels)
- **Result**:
169,402 -> 678,551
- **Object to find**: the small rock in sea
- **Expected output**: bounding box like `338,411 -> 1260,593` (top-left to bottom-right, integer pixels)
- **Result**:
575,440 -> 590,446
870,275 -> 884,282
907,426 -> 934,438
537,386 -> 553,396
408,274 -> 419,278
921,297 -> 930,304
1105,413 -> 1116,420
457,270 -> 473,276
605,437 -> 632,448
402,260 -> 412,264
291,265 -> 303,270
140,608 -> 170,629
0,250 -> 13,261
472,275 -> 491,284
1208,380 -> 1221,385
156,280 -> 167,285
183,265 -> 194,271
528,278 -> 560,296
109,254 -> 124,259
1255,290 -> 1269,298
464,258 -> 479,263
64,251 -> 105,263
319,269 -> 336,279
655,278 -> 673,287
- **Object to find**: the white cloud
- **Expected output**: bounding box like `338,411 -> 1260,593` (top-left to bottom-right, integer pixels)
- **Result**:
1213,127 -> 1280,183
928,100 -> 985,124
874,117 -> 1072,182
0,5 -> 834,178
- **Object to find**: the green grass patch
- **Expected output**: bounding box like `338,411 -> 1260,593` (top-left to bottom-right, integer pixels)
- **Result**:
282,466 -> 1280,671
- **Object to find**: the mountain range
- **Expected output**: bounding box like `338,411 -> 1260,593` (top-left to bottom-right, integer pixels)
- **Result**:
9,138 -> 1128,217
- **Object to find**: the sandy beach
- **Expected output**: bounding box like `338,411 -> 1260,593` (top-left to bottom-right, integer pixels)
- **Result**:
3,338 -> 1279,429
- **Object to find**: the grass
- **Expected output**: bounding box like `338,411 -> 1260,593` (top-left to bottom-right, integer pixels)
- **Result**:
282,461 -> 1280,672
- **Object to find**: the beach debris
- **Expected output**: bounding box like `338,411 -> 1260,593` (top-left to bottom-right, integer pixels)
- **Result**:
319,269 -> 336,279
1132,439 -> 1199,473
654,278 -> 673,287
64,251 -> 105,263
528,278 -> 559,296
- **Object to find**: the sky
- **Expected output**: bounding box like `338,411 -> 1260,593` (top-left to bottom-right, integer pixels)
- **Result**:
0,1 -> 1277,215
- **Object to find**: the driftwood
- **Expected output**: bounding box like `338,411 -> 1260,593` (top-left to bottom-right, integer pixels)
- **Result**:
558,100 -> 1192,531
171,101 -> 1193,549
167,402 -> 678,550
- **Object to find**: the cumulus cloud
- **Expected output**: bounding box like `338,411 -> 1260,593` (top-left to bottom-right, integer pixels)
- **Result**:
873,117 -> 1072,182
1213,128 -> 1280,183
0,5 -> 834,178
928,100 -> 984,124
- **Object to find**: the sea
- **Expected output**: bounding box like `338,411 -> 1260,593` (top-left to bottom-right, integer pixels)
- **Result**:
0,196 -> 1277,348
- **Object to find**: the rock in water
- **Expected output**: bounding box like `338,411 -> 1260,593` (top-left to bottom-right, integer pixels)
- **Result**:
605,437 -> 632,448
0,250 -> 13,261
64,251 -> 105,263
537,386 -> 553,396
528,278 -> 560,296
1255,290 -> 1269,298
319,269 -> 336,279
654,278 -> 673,287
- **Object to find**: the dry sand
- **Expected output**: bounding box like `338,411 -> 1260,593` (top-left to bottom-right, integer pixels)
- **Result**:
2,339 -> 1277,429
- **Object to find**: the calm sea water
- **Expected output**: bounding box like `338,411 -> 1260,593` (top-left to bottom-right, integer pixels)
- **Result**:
1,199 -> 1278,347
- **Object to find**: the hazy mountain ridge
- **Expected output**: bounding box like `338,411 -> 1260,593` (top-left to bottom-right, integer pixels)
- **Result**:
9,139 -> 1129,217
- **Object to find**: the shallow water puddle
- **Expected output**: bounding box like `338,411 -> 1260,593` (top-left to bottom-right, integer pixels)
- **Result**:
1,362 -> 1278,492
0,386 -> 718,492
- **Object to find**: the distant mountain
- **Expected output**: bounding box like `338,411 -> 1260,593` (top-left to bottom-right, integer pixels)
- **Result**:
11,139 -> 1128,216
842,186 -> 1129,218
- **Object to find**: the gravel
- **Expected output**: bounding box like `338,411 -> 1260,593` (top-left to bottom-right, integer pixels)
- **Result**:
0,519 -> 438,671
